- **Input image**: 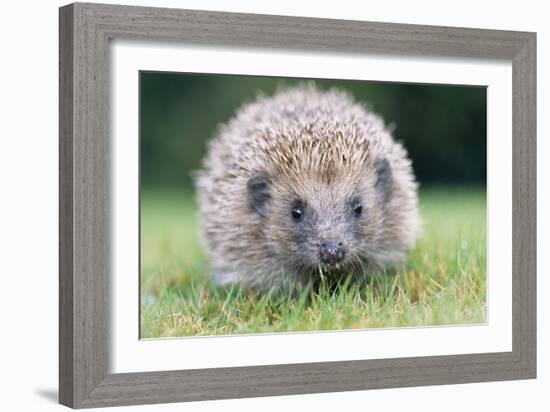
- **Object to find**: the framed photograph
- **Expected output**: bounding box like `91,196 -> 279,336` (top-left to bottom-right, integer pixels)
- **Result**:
59,2 -> 536,408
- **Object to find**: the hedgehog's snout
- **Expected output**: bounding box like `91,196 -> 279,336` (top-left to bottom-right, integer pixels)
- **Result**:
319,240 -> 346,265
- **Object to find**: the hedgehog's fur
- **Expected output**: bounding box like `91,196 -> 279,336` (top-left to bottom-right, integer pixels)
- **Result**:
196,85 -> 420,290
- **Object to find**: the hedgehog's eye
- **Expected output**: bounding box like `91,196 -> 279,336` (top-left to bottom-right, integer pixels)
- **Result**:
291,206 -> 303,221
352,201 -> 363,217
291,200 -> 304,221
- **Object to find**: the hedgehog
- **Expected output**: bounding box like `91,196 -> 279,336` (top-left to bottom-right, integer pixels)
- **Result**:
195,84 -> 420,291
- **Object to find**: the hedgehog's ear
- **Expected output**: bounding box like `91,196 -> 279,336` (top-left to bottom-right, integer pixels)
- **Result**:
247,173 -> 272,217
374,158 -> 393,203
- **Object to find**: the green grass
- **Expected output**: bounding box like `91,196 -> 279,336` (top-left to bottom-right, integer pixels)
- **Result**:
140,187 -> 486,338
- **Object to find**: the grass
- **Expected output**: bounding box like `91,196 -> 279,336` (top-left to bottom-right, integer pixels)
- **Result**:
140,187 -> 486,338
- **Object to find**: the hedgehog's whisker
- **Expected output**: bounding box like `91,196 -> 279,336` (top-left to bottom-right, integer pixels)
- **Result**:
352,253 -> 368,277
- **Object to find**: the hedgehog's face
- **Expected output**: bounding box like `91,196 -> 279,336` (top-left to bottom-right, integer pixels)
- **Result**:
247,157 -> 393,279
282,192 -> 364,273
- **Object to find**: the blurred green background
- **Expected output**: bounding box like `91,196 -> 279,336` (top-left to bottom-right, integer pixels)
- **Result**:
140,72 -> 486,189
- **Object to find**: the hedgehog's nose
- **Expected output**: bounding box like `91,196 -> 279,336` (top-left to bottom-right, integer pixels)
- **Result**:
319,240 -> 346,265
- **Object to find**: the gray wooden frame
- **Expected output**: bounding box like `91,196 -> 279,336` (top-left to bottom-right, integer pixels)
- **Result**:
59,2 -> 536,408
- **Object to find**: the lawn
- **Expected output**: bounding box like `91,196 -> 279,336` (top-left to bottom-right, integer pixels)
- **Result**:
140,187 -> 486,338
